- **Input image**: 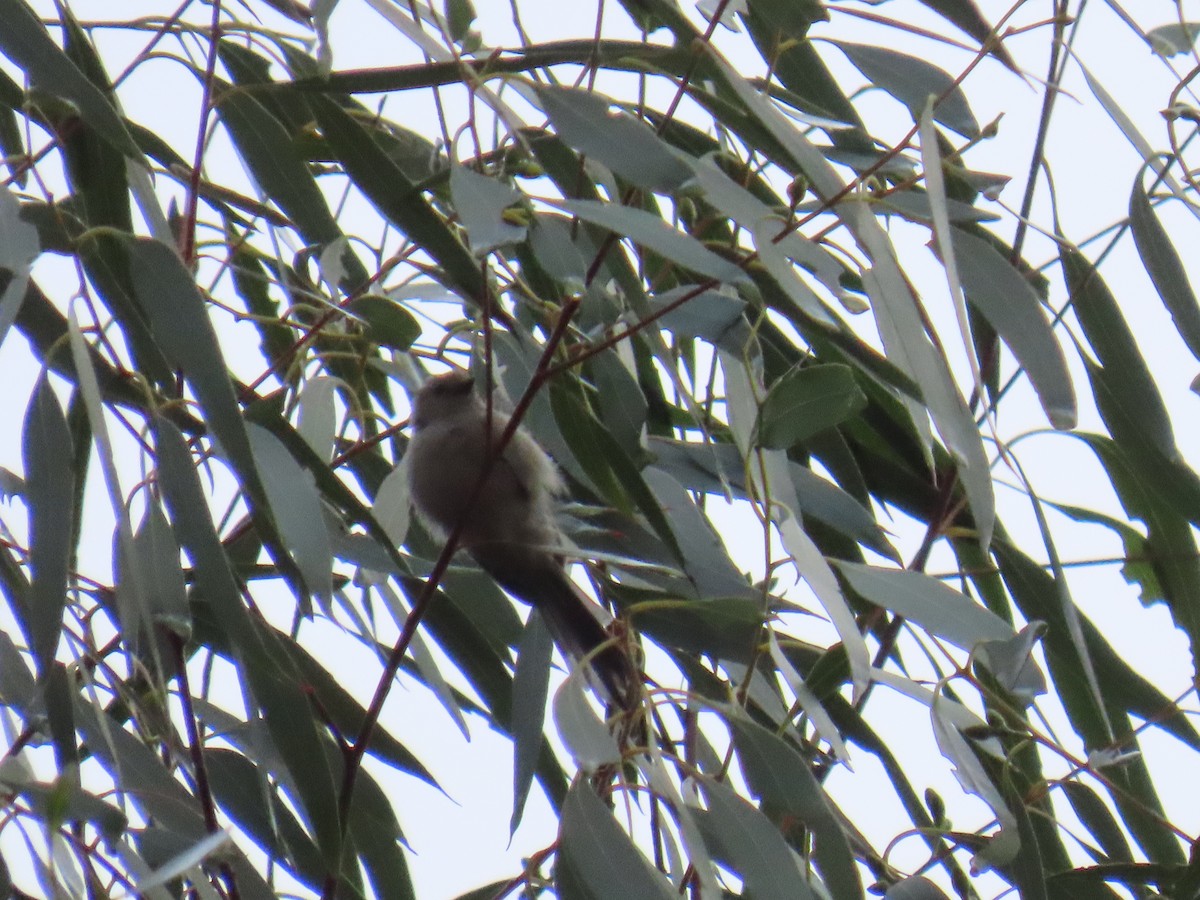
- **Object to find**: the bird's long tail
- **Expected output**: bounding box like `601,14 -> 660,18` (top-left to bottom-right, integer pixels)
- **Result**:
471,545 -> 640,710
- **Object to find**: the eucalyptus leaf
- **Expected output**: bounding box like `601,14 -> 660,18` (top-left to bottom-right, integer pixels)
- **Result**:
557,198 -> 747,284
757,364 -> 868,449
22,376 -> 73,676
538,85 -> 692,193
835,562 -> 1013,649
834,41 -> 980,137
557,780 -> 675,900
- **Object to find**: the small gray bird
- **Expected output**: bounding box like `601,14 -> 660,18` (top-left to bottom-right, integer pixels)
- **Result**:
406,370 -> 637,708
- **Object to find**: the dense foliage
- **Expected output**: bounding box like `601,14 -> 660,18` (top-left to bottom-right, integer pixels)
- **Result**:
0,0 -> 1198,898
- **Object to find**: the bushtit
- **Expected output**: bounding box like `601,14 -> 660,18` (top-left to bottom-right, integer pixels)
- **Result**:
406,371 -> 636,708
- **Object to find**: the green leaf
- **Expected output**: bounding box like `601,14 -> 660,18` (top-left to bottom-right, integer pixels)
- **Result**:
834,42 -> 979,137
22,375 -> 74,676
246,423 -> 334,610
631,596 -> 764,663
154,415 -> 342,866
1129,183 -> 1200,362
557,780 -> 675,900
552,672 -> 621,770
644,468 -> 756,600
557,198 -> 747,284
1147,22 -> 1200,57
0,769 -> 127,842
0,0 -> 140,157
132,500 -> 190,638
835,561 -> 1013,649
205,748 -> 330,893
915,0 -> 1017,70
129,238 -> 257,483
647,285 -> 750,351
0,630 -> 37,720
949,227 -> 1075,429
444,0 -> 476,43
448,164 -> 526,254
347,295 -> 421,352
1077,433 -> 1200,676
56,7 -> 134,234
538,85 -> 692,193
757,364 -> 868,449
729,716 -> 863,899
511,612 -> 552,834
215,86 -> 368,288
695,777 -> 816,899
307,93 -> 485,302
742,0 -> 861,131
1058,780 -> 1133,863
74,696 -> 209,839
348,764 -> 417,900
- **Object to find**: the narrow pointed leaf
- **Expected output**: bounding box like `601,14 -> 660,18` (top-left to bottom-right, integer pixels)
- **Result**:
757,364 -> 868,449
730,716 -> 862,899
1129,183 -> 1200,362
835,42 -> 979,137
835,562 -> 1012,649
557,781 -> 675,899
950,227 -> 1075,429
538,85 -> 691,192
0,0 -> 140,157
247,424 -> 334,609
22,376 -> 73,675
510,611 -> 552,834
557,198 -> 747,284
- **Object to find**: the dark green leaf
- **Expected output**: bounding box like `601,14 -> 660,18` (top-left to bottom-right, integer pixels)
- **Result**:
444,0 -> 476,42
215,87 -> 368,288
696,777 -> 817,899
1129,183 -> 1200,362
835,42 -> 979,137
155,415 -> 342,866
915,0 -> 1017,70
0,0 -> 140,157
349,764 -> 417,900
631,596 -> 763,663
1059,780 -> 1133,863
246,423 -> 334,610
950,227 -> 1075,429
510,611 -> 552,834
206,748 -> 330,893
22,375 -> 73,675
1063,250 -> 1175,456
538,85 -> 692,193
757,364 -> 868,449
74,696 -> 208,839
730,717 -> 862,899
557,781 -> 675,899
347,295 -> 421,351
131,237 -> 259,486
307,93 -> 485,303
